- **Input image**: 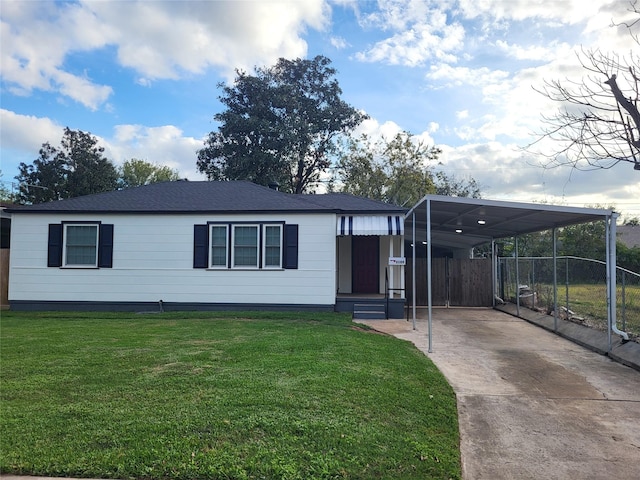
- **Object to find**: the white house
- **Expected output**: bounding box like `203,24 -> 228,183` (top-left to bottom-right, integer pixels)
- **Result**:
7,181 -> 406,317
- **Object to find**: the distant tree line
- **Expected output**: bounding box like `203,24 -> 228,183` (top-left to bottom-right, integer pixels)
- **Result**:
14,128 -> 180,204
499,218 -> 640,276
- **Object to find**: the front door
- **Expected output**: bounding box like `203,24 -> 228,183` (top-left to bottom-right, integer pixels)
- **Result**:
352,236 -> 379,294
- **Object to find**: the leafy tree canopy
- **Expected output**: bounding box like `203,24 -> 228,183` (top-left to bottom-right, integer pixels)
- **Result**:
118,159 -> 180,189
332,132 -> 480,207
16,127 -> 118,204
0,170 -> 16,203
197,55 -> 367,193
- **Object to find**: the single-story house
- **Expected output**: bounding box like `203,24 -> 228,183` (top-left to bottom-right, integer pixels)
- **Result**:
7,181 -> 406,317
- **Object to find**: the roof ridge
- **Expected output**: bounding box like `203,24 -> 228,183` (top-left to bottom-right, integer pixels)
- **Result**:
7,180 -> 404,214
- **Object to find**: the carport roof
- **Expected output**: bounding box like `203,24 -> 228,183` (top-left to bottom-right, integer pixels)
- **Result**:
405,195 -> 616,250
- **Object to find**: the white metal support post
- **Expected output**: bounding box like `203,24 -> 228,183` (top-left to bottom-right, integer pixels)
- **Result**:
606,215 -> 614,351
553,227 -> 558,331
427,199 -> 433,353
412,212 -> 416,330
389,236 -> 394,297
515,235 -> 520,317
400,237 -> 405,300
606,213 -> 628,350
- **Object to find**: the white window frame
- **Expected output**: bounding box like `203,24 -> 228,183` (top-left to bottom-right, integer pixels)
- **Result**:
209,224 -> 229,268
262,224 -> 282,269
63,223 -> 99,268
231,224 -> 260,269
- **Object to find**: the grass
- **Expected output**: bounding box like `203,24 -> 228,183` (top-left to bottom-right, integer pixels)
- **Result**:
0,311 -> 460,480
533,283 -> 640,339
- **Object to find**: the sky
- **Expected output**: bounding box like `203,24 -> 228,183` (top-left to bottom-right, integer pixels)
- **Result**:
1,0 -> 639,220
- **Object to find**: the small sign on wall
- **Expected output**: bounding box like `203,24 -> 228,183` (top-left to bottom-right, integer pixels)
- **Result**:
388,257 -> 406,266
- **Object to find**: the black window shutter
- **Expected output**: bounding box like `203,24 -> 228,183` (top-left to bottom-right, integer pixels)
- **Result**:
283,224 -> 298,269
98,224 -> 114,268
47,224 -> 63,267
193,224 -> 209,268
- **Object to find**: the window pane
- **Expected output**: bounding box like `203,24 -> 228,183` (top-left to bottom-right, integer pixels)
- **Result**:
210,225 -> 227,267
234,226 -> 258,267
66,225 -> 97,265
264,225 -> 281,267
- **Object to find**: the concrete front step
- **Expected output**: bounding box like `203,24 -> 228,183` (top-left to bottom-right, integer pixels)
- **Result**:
352,303 -> 386,320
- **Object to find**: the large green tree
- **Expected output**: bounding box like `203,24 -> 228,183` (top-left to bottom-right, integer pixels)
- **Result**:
118,159 -> 180,189
197,56 -> 367,193
332,132 -> 480,206
16,128 -> 118,204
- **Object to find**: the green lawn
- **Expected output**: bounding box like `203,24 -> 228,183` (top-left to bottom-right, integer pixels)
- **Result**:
533,283 -> 640,339
0,311 -> 460,480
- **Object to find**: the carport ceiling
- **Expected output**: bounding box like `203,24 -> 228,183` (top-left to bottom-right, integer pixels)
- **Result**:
405,195 -> 615,250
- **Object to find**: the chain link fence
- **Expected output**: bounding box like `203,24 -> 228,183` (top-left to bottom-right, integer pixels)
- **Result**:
498,256 -> 640,342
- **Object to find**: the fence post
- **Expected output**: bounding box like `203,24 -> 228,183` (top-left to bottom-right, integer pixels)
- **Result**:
553,228 -> 558,332
531,258 -> 536,308
515,236 -> 520,317
565,256 -> 570,319
621,270 -> 626,332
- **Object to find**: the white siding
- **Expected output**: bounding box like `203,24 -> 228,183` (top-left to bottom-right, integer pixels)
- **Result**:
9,213 -> 336,306
336,236 -> 352,293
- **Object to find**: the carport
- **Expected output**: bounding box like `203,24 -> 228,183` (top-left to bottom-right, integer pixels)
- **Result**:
404,195 -> 626,352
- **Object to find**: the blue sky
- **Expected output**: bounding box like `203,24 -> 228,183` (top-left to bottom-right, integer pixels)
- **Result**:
1,0 -> 639,219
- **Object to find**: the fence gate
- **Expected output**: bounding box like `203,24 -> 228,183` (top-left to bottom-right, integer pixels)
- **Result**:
407,257 -> 493,306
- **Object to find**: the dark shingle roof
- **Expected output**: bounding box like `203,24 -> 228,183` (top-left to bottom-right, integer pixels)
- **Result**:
618,225 -> 640,248
7,181 -> 405,215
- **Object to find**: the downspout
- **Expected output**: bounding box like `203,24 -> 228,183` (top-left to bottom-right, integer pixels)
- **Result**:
606,212 -> 629,346
412,211 -> 416,330
427,199 -> 433,353
491,239 -> 496,307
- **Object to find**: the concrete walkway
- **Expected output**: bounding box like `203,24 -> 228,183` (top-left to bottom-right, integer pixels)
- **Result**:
357,307 -> 640,480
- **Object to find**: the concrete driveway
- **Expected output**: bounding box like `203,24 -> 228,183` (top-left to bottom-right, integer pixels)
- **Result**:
357,307 -> 640,480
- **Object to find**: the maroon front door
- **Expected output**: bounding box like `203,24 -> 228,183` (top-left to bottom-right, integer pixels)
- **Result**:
352,236 -> 379,294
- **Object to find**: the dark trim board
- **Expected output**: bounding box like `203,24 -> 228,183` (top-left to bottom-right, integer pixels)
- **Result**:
9,300 -> 335,313
9,299 -> 407,317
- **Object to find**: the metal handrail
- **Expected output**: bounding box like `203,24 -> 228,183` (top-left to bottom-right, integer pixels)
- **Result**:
385,267 -> 406,319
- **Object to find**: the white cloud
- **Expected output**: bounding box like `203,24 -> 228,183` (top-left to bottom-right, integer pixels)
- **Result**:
426,64 -> 510,88
330,36 -> 349,49
494,39 -> 573,62
433,140 -> 640,216
355,118 -> 403,139
0,109 -> 64,155
456,0 -> 600,23
0,109 -> 204,181
1,0 -> 330,108
0,2 -> 114,109
85,0 -> 330,80
105,124 -> 206,180
356,5 -> 465,66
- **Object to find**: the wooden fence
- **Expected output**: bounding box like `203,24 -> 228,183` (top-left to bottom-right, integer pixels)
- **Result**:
406,257 -> 493,306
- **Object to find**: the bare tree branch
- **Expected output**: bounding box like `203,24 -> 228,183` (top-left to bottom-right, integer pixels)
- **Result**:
527,5 -> 640,171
